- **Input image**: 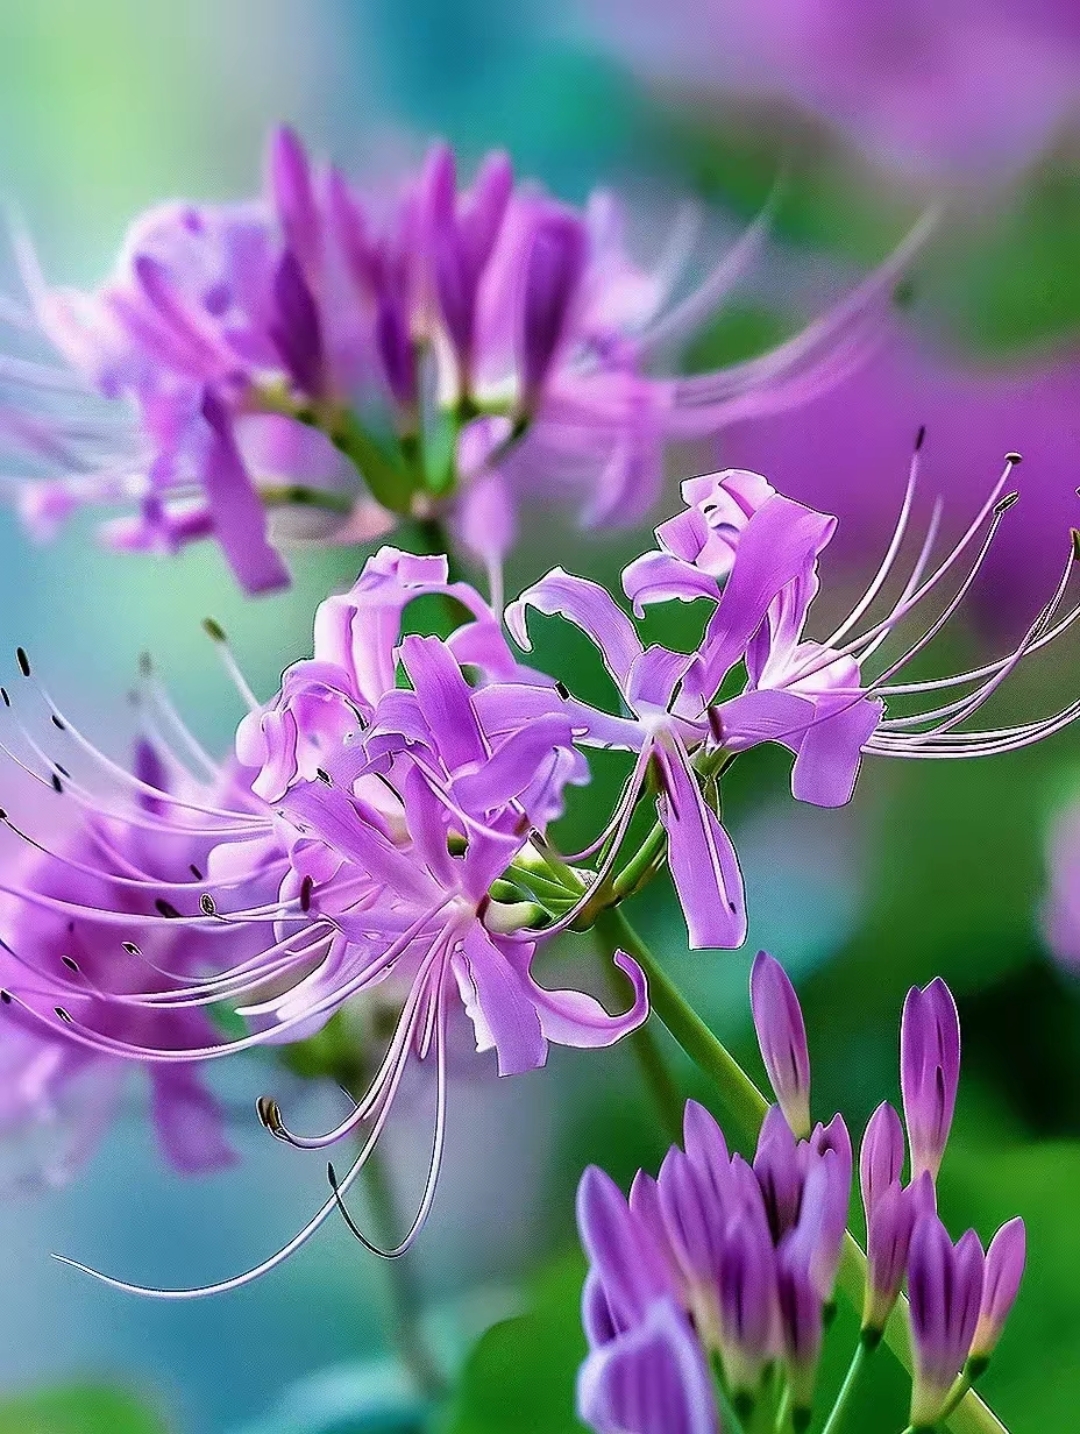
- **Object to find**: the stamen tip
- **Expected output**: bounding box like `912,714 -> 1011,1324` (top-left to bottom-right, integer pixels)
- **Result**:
1005,451 -> 1023,467
994,491 -> 1020,515
202,617 -> 227,644
914,423 -> 926,452
15,647 -> 30,678
256,1094 -> 285,1137
1071,528 -> 1080,562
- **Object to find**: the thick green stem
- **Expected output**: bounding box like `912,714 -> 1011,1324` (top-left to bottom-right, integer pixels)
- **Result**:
592,907 -> 1007,1434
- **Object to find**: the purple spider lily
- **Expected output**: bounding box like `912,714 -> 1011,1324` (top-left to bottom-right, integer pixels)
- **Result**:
0,740 -> 266,1186
0,127 -> 923,592
587,0 -> 1080,182
0,547 -> 646,1296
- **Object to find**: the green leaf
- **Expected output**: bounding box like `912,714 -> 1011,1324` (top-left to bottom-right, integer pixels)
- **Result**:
439,1254 -> 587,1434
0,1385 -> 169,1434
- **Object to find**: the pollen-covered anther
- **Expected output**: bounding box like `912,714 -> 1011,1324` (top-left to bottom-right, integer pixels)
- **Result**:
256,1095 -> 286,1138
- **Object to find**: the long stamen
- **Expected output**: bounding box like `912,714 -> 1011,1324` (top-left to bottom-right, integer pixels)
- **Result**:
822,430 -> 923,650
329,961 -> 450,1258
202,619 -> 260,712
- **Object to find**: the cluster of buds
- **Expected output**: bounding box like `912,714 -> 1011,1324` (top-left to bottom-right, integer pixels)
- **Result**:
576,956 -> 1026,1433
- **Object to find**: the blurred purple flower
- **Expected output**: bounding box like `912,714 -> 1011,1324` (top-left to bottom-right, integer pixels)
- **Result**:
585,0 -> 1080,180
0,127 -> 919,592
721,326 -> 1080,639
0,741 -> 271,1186
1042,800 -> 1080,971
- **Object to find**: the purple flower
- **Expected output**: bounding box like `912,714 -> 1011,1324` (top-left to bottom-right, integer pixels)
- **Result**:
1042,800 -> 1080,972
862,1178 -> 917,1339
908,1217 -> 985,1427
970,1217 -> 1026,1367
859,1101 -> 906,1218
0,549 -> 648,1295
587,0 -> 1080,180
578,1296 -> 719,1434
750,950 -> 811,1138
0,740 -> 275,1185
578,1089 -> 850,1425
1,128 -> 917,590
721,323 -> 1080,640
901,978 -> 961,1182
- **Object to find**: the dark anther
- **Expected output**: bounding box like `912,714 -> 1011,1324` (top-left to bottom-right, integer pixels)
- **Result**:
138,651 -> 153,678
555,680 -> 570,699
189,863 -> 204,881
256,1095 -> 284,1136
55,763 -> 70,779
15,648 -> 30,678
51,714 -> 65,730
54,1006 -> 73,1023
915,423 -> 926,451
61,956 -> 78,973
993,491 -> 1020,515
122,941 -> 141,956
202,617 -> 226,644
300,875 -> 314,913
315,767 -> 332,785
0,688 -> 9,707
1072,529 -> 1080,563
51,773 -> 63,794
0,990 -> 12,1004
199,893 -> 217,917
0,810 -> 7,822
1005,451 -> 1023,466
155,898 -> 181,919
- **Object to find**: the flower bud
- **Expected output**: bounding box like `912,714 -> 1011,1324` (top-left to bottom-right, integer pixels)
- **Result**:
901,978 -> 960,1182
751,951 -> 812,1138
969,1217 -> 1025,1370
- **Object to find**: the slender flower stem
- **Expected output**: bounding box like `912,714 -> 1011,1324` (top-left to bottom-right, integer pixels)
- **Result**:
357,1146 -> 447,1402
591,906 -> 1008,1434
820,1343 -> 870,1434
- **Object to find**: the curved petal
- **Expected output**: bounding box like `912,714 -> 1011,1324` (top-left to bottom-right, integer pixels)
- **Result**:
506,567 -> 642,689
525,947 -> 648,1050
790,694 -> 883,808
577,1298 -> 718,1434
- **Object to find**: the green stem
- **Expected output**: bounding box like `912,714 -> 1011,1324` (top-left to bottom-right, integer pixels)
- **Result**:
595,929 -> 684,1145
592,907 -> 1008,1434
820,1343 -> 869,1434
359,1144 -> 447,1403
259,483 -> 355,514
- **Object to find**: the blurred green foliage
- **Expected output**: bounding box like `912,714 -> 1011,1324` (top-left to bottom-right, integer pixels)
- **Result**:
0,1386 -> 169,1434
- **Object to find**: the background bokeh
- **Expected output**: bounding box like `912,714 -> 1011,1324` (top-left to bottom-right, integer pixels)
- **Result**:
0,2 -> 1078,1430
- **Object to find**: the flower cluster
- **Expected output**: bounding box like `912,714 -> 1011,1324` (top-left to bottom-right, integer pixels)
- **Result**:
576,955 -> 1026,1434
0,451 -> 1069,1294
1,127 -> 918,594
